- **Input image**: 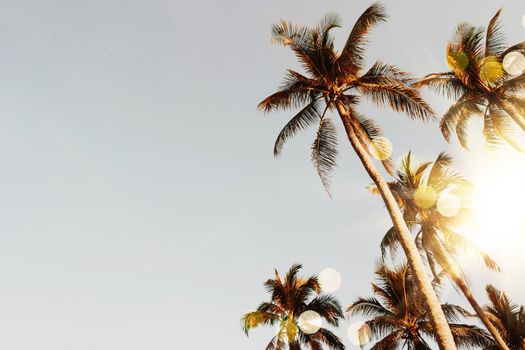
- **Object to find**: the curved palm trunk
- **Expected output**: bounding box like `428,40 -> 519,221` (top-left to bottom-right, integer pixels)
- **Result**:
454,278 -> 509,350
430,242 -> 510,350
335,102 -> 457,350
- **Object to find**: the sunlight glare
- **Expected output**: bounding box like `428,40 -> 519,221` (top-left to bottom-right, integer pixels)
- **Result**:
298,310 -> 322,334
318,268 -> 342,293
460,148 -> 525,256
347,321 -> 371,346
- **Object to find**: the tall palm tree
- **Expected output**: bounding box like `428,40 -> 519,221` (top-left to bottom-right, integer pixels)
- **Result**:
416,10 -> 525,151
259,4 -> 457,349
483,285 -> 525,350
347,262 -> 494,350
241,264 -> 345,350
371,152 -> 509,350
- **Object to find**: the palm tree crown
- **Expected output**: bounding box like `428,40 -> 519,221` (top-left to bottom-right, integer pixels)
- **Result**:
347,262 -> 493,350
416,10 -> 525,150
241,264 -> 345,350
260,3 -> 433,193
374,152 -> 499,279
483,285 -> 525,350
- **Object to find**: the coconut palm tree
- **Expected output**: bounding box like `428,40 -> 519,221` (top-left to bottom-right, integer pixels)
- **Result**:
241,264 -> 345,350
483,285 -> 525,350
259,4 -> 456,349
347,262 -> 494,350
416,10 -> 525,151
371,152 -> 509,350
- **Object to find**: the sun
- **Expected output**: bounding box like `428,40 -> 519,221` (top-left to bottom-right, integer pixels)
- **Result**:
459,147 -> 525,260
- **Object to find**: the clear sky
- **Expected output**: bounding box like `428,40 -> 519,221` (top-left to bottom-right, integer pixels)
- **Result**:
0,1 -> 524,349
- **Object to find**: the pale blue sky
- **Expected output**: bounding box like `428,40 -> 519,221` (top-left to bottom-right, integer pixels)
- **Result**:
0,1 -> 523,349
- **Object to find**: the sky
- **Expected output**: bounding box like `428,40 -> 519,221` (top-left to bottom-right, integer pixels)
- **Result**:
0,0 -> 524,349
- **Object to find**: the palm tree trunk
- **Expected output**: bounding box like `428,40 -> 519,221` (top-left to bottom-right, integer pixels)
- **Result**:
454,277 -> 509,350
430,242 -> 509,350
335,101 -> 457,350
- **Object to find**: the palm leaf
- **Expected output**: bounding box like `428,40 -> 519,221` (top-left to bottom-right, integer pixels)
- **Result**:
311,117 -> 338,195
337,3 -> 387,76
274,100 -> 325,157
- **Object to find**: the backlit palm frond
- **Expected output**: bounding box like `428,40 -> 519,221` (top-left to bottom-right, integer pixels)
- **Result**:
441,304 -> 474,322
359,61 -> 414,84
307,295 -> 344,326
368,331 -> 403,350
242,310 -> 280,335
448,323 -> 494,350
311,117 -> 338,195
258,86 -> 318,113
379,226 -> 400,260
337,3 -> 387,76
415,72 -> 468,100
497,72 -> 525,94
483,107 -> 502,149
350,113 -> 394,175
485,9 -> 506,57
316,14 -> 341,78
439,96 -> 481,144
347,296 -> 393,318
364,316 -> 402,340
293,276 -> 321,310
304,328 -> 346,350
489,105 -> 525,152
273,99 -> 325,157
271,21 -> 324,80
358,79 -> 435,121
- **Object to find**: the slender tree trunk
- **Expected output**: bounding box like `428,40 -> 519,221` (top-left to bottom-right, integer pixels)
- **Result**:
430,242 -> 509,350
335,102 -> 457,350
454,278 -> 509,350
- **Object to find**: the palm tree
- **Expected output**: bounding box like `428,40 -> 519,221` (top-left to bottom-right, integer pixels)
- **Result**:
416,10 -> 525,151
259,4 -> 457,349
483,285 -> 525,350
347,262 -> 494,350
371,152 -> 509,350
241,264 -> 345,350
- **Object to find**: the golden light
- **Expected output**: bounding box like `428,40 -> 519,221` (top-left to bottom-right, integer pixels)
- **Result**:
459,147 -> 525,258
297,310 -> 322,334
318,268 -> 342,293
347,321 -> 371,346
369,137 -> 393,161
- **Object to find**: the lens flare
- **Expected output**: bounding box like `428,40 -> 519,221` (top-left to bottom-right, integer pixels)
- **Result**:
369,137 -> 393,161
298,310 -> 322,334
458,148 -> 525,259
347,321 -> 371,346
318,268 -> 342,293
414,185 -> 438,209
503,51 -> 525,76
437,191 -> 461,217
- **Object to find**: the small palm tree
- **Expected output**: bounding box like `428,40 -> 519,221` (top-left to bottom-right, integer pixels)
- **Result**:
483,285 -> 525,350
259,4 -> 456,348
347,262 -> 494,350
241,264 -> 345,350
416,10 -> 525,150
371,152 -> 509,350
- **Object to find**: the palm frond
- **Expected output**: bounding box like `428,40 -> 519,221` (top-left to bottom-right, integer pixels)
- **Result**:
415,72 -> 467,100
271,21 -> 324,80
347,297 -> 393,318
358,80 -> 435,121
274,100 -> 325,157
379,226 -> 400,260
311,117 -> 338,195
485,9 -> 506,57
337,3 -> 387,76
307,295 -> 343,326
